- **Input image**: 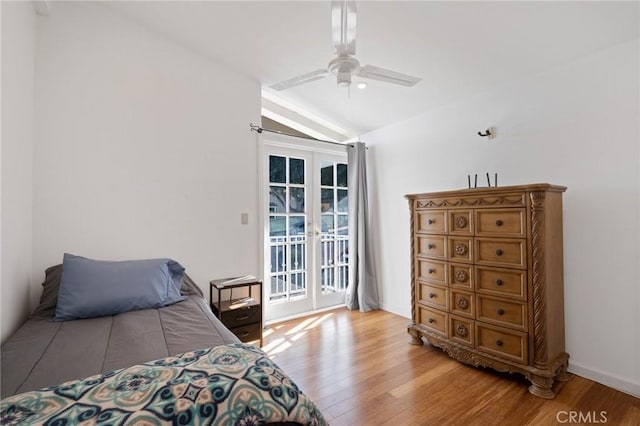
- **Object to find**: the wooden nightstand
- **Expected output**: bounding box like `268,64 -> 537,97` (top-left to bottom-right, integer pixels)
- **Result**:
210,276 -> 263,346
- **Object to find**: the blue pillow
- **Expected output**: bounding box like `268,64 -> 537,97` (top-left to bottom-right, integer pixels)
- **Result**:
54,254 -> 187,321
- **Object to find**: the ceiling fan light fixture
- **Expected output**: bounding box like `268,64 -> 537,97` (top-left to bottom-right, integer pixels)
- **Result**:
337,71 -> 352,87
356,81 -> 368,89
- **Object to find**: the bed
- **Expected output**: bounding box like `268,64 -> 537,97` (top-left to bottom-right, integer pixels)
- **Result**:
0,257 -> 326,425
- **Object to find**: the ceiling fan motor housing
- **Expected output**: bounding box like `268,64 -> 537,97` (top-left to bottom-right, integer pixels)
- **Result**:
328,54 -> 361,87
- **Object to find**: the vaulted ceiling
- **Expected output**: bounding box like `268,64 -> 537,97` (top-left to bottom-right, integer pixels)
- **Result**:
102,1 -> 639,138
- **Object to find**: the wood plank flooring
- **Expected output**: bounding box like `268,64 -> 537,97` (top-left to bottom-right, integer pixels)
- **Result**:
262,308 -> 639,426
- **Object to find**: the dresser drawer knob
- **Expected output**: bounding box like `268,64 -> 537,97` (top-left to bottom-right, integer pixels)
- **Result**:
428,318 -> 435,324
429,293 -> 436,299
428,268 -> 436,274
237,331 -> 250,338
496,219 -> 504,227
428,243 -> 435,249
496,279 -> 504,286
235,315 -> 250,321
497,308 -> 505,316
428,219 -> 435,225
496,339 -> 504,347
496,249 -> 504,256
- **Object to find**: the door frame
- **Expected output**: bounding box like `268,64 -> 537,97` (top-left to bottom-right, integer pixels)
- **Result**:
258,132 -> 348,322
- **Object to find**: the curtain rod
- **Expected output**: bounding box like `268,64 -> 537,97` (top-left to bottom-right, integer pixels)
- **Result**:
249,123 -> 361,148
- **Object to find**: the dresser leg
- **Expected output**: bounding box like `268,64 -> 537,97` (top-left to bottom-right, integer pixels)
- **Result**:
528,375 -> 555,399
407,327 -> 423,346
555,360 -> 572,382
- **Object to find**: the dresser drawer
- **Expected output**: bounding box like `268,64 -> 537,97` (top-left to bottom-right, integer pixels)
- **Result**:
417,235 -> 446,259
418,306 -> 448,336
476,295 -> 527,331
416,210 -> 446,234
476,266 -> 526,300
475,209 -> 525,237
220,304 -> 262,329
448,236 -> 473,263
416,259 -> 447,285
230,323 -> 262,343
449,263 -> 473,289
450,289 -> 474,318
419,283 -> 448,310
476,323 -> 528,363
450,316 -> 474,347
448,210 -> 473,235
475,238 -> 526,269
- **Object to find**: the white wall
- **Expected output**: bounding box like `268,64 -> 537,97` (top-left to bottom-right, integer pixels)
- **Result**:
364,39 -> 640,396
33,3 -> 261,308
1,1 -> 36,344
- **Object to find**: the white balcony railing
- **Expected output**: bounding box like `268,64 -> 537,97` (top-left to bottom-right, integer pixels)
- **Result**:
269,234 -> 348,302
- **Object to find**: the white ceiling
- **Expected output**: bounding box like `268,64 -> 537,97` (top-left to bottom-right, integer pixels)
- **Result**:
101,1 -> 639,138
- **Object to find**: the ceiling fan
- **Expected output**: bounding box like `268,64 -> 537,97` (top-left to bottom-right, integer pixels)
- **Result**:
270,0 -> 421,91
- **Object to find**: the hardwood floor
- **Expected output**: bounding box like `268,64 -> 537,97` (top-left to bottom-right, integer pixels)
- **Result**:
262,308 -> 639,426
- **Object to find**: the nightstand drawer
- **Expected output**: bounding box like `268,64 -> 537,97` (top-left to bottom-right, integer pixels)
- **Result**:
221,304 -> 261,329
230,323 -> 262,343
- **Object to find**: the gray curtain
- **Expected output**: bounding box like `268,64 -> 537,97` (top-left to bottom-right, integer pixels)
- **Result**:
345,142 -> 379,312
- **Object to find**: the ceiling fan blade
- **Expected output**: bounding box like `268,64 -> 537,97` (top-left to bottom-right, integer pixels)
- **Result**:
270,69 -> 329,91
331,0 -> 357,55
357,65 -> 421,87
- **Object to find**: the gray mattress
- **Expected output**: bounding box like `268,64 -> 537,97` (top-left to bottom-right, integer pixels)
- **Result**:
0,295 -> 239,398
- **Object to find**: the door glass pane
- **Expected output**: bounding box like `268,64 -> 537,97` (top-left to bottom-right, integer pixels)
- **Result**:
289,216 -> 306,238
320,161 -> 334,186
290,242 -> 306,271
289,187 -> 305,213
269,186 -> 286,213
321,239 -> 335,267
269,216 -> 286,237
271,275 -> 287,301
337,164 -> 348,187
321,215 -> 334,233
270,245 -> 286,273
337,215 -> 349,236
337,189 -> 348,213
289,158 -> 304,184
269,156 -> 286,183
290,272 -> 306,298
321,188 -> 334,212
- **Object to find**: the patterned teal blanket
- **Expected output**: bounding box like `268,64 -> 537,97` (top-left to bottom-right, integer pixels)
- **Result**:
0,343 -> 326,425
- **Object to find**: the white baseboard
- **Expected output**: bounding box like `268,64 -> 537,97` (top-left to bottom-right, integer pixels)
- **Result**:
568,361 -> 640,398
379,302 -> 410,320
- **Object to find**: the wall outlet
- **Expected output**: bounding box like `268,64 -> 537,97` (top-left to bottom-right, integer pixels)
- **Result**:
241,213 -> 249,225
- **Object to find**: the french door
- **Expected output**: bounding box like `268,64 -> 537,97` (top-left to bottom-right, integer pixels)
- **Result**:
263,142 -> 349,321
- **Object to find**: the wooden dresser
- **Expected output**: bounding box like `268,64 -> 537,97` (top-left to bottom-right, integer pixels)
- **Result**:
406,184 -> 569,398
